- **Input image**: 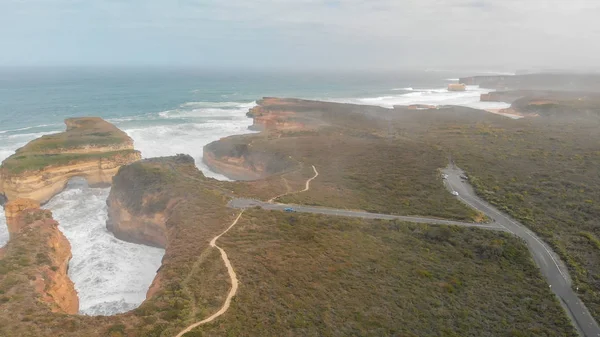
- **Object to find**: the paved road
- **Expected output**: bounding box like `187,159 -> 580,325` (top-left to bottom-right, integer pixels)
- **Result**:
443,165 -> 600,337
228,198 -> 505,231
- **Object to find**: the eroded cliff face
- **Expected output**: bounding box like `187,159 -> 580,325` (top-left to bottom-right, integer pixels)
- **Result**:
106,194 -> 173,248
203,150 -> 265,181
246,97 -> 312,132
105,156 -> 197,249
2,199 -> 79,314
203,134 -> 297,181
4,197 -> 40,236
0,117 -> 141,204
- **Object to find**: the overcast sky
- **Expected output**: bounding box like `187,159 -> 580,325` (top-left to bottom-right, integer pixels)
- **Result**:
1,0 -> 598,70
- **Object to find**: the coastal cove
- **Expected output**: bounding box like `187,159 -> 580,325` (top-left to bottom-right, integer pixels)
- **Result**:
0,69 -> 512,317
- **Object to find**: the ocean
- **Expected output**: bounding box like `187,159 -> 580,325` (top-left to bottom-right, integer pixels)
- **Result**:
0,67 -> 511,315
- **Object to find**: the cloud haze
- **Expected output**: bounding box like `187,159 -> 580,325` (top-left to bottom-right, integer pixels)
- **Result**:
0,0 -> 598,70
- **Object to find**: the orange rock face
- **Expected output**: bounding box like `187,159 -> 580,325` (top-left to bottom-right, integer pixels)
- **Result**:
106,195 -> 172,248
202,151 -> 264,181
0,117 -> 141,204
248,106 -> 306,131
4,199 -> 79,314
448,83 -> 466,91
4,198 -> 41,236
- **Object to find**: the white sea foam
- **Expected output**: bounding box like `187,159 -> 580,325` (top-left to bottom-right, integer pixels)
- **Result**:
43,179 -> 164,316
107,114 -> 160,123
7,131 -> 54,140
0,140 -> 13,248
0,209 -> 7,248
180,101 -> 255,109
125,101 -> 256,180
334,85 -> 511,111
0,123 -> 60,134
0,99 -> 257,317
392,87 -> 414,91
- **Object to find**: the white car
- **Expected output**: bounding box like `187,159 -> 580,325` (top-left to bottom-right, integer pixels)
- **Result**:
451,191 -> 459,196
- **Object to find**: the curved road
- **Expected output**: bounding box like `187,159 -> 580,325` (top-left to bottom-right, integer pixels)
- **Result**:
229,198 -> 506,230
443,165 -> 599,337
230,166 -> 600,336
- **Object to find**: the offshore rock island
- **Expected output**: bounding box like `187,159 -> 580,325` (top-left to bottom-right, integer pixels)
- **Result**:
2,73 -> 600,336
0,117 -> 141,204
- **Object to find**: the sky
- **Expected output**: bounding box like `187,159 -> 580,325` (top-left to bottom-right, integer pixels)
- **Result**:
0,0 -> 599,70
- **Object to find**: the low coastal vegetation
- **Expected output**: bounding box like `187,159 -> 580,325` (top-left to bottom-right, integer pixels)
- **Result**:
1,117 -> 136,175
383,104 -> 600,321
2,94 -> 598,335
1,150 -> 139,174
207,97 -> 600,324
210,99 -> 482,222
185,209 -> 576,336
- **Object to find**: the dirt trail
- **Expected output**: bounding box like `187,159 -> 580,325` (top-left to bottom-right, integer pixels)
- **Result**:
174,166 -> 318,336
174,211 -> 243,337
268,165 -> 319,202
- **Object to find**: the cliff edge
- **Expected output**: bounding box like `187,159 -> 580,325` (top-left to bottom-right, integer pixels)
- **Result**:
105,156 -> 194,248
203,97 -> 391,181
105,154 -> 236,302
0,117 -> 141,204
0,199 -> 78,314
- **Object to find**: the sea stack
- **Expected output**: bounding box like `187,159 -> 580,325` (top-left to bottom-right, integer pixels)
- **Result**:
448,83 -> 467,91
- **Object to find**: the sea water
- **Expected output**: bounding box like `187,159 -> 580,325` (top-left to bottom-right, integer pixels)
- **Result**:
0,68 -> 511,315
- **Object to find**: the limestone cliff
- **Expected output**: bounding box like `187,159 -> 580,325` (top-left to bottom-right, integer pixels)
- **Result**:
203,134 -> 297,181
448,83 -> 466,92
106,195 -> 172,248
1,199 -> 78,314
204,97 -> 393,180
246,97 -> 309,131
105,155 -> 197,248
0,117 -> 141,204
4,197 -> 40,237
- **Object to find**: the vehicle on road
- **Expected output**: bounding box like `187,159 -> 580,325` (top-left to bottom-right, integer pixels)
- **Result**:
451,191 -> 459,196
460,175 -> 468,180
442,174 -> 449,179
284,207 -> 296,212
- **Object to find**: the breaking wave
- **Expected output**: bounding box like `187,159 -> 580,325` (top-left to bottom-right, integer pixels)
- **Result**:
0,99 -> 257,316
335,85 -> 511,110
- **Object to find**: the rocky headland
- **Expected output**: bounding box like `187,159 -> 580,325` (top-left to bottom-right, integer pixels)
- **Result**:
0,117 -> 141,204
479,90 -> 600,117
203,97 -> 396,181
105,156 -> 191,248
1,199 -> 78,315
460,73 -> 600,91
203,134 -> 298,181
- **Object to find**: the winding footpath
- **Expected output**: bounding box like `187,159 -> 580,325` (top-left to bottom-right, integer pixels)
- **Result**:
174,212 -> 244,337
174,166 -> 319,336
178,163 -> 599,336
268,165 -> 319,202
